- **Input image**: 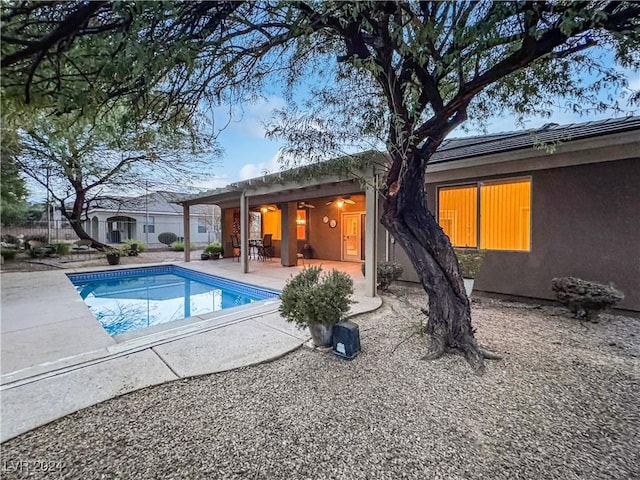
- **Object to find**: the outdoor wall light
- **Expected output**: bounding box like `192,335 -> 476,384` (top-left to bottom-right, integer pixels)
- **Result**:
332,320 -> 361,360
261,207 -> 268,213
336,200 -> 344,208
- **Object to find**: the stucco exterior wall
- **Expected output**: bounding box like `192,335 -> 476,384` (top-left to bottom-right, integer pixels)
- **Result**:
391,158 -> 639,311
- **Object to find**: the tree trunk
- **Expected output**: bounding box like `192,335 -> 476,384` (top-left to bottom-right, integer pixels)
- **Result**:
381,147 -> 497,374
58,193 -> 108,251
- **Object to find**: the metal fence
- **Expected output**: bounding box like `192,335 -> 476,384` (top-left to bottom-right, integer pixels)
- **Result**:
1,219 -> 221,246
1,221 -> 78,243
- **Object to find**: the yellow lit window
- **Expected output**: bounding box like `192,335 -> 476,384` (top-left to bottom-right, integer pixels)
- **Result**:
480,179 -> 531,251
437,178 -> 531,251
296,210 -> 306,240
262,210 -> 281,240
438,185 -> 478,248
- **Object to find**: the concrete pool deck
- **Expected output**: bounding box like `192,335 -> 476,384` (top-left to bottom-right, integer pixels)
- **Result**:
0,258 -> 382,442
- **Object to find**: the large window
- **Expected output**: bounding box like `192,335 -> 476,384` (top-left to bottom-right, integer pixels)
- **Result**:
197,217 -> 207,233
438,178 -> 531,251
143,216 -> 155,234
438,185 -> 478,248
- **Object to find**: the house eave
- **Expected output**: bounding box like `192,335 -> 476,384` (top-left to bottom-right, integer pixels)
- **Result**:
425,129 -> 639,183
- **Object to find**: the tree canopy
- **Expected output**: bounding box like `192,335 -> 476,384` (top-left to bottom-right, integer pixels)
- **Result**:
11,108 -> 214,248
2,1 -> 638,371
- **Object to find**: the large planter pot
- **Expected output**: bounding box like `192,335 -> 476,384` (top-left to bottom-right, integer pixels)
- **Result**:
463,278 -> 474,297
201,253 -> 210,260
106,253 -> 120,265
308,323 -> 334,347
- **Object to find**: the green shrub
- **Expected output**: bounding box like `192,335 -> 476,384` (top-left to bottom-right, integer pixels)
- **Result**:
454,249 -> 486,279
361,261 -> 404,291
1,234 -> 20,246
52,242 -> 71,256
203,242 -> 223,255
279,266 -> 354,327
158,232 -> 178,246
121,239 -> 146,255
377,261 -> 404,291
1,248 -> 18,260
552,277 -> 624,322
170,241 -> 196,252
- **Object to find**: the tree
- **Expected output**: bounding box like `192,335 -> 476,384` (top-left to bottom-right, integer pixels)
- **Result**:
2,1 -> 639,371
0,126 -> 30,226
14,111 -> 213,249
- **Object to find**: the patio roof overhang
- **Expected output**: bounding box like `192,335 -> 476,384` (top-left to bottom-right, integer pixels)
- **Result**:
179,150 -> 388,208
179,152 -> 385,298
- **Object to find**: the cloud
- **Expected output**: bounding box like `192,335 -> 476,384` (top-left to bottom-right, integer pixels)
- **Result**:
238,153 -> 283,181
190,174 -> 233,192
214,95 -> 286,139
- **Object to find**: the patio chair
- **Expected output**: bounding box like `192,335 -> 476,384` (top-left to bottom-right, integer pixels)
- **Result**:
258,234 -> 273,261
231,234 -> 241,262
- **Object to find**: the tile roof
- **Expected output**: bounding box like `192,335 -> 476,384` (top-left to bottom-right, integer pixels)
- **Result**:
429,115 -> 640,164
90,191 -> 214,215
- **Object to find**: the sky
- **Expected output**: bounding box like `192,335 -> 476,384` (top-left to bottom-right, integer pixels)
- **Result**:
194,71 -> 639,195
25,53 -> 639,202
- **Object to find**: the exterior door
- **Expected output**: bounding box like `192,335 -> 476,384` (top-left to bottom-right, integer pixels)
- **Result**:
342,213 -> 362,261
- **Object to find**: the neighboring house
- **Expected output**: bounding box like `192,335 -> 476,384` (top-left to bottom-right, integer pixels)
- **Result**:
84,191 -> 220,245
181,116 -> 640,311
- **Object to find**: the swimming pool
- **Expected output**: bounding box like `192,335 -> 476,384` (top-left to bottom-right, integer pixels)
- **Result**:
67,266 -> 280,336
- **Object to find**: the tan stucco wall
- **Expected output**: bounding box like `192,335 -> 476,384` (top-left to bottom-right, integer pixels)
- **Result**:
395,158 -> 639,311
220,194 -> 366,262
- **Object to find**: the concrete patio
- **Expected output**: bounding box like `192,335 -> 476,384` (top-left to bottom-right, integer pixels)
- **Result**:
0,257 -> 381,442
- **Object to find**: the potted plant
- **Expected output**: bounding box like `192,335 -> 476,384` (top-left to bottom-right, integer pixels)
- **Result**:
105,248 -> 121,265
279,266 -> 354,347
203,242 -> 223,259
454,249 -> 485,297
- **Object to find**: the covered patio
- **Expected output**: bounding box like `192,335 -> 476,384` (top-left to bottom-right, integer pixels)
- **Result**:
180,163 -> 383,297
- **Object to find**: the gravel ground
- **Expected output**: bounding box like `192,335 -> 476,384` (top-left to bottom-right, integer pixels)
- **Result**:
2,288 -> 639,480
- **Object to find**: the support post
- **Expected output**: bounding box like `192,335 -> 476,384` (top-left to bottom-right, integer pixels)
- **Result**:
280,202 -> 298,266
365,175 -> 378,297
183,203 -> 191,262
240,192 -> 249,273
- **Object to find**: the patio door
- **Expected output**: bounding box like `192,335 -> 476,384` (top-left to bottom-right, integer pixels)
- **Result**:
342,212 -> 363,261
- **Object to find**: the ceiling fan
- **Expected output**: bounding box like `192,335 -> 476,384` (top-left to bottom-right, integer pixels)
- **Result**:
326,196 -> 356,206
298,201 -> 315,209
258,204 -> 278,212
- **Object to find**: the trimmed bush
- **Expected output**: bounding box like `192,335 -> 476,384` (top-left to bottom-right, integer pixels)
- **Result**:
203,242 -> 223,255
1,248 -> 18,260
552,277 -> 624,322
279,266 -> 354,327
52,242 -> 71,256
121,239 -> 146,255
454,249 -> 486,279
158,232 -> 178,246
361,261 -> 404,291
170,241 -> 196,252
377,261 -> 404,291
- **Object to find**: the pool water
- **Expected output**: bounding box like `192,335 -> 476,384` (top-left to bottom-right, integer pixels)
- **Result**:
67,266 -> 280,336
